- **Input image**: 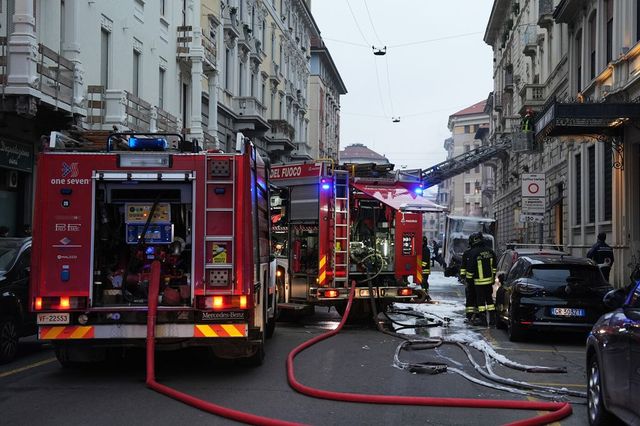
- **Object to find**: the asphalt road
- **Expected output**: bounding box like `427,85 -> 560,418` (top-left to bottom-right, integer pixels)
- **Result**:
0,271 -> 589,425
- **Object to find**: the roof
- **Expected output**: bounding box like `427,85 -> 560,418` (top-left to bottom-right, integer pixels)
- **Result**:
339,144 -> 389,164
450,100 -> 487,118
520,255 -> 596,266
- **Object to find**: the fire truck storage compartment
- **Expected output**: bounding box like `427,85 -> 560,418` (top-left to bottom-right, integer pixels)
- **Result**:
93,180 -> 194,307
350,199 -> 395,274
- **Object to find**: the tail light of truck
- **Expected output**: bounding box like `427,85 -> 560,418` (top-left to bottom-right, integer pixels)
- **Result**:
319,289 -> 339,298
398,288 -> 413,296
34,296 -> 87,311
197,295 -> 249,310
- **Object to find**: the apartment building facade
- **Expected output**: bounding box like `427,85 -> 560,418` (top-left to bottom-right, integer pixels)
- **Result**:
485,0 -> 640,287
0,0 -> 344,236
443,101 -> 492,217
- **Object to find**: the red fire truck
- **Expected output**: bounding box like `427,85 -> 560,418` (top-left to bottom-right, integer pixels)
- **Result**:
270,162 -> 443,319
30,132 -> 276,366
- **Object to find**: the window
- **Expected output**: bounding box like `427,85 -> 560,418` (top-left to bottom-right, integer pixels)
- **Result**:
575,30 -> 582,91
603,141 -> 613,221
239,62 -> 245,96
589,12 -> 597,80
465,182 -> 471,194
464,125 -> 470,133
225,48 -> 232,90
158,68 -> 165,109
100,29 -> 110,89
605,0 -> 613,64
271,27 -> 276,58
132,50 -> 140,96
270,91 -> 275,119
575,153 -> 582,225
160,0 -> 166,17
588,146 -> 595,223
261,81 -> 266,105
475,165 -> 480,174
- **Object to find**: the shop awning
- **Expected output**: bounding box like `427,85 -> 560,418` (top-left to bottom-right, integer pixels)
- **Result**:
534,100 -> 640,142
351,182 -> 446,212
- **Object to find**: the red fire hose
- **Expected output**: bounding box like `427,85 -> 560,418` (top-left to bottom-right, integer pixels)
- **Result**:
145,261 -> 303,426
145,261 -> 573,426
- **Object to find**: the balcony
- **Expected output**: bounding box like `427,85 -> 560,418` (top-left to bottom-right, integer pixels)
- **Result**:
176,26 -> 193,62
270,62 -> 281,85
504,68 -> 514,93
493,91 -> 503,111
518,83 -> 546,115
522,25 -> 538,57
0,38 -> 77,114
291,142 -> 313,160
538,0 -> 555,29
156,107 -> 179,132
267,119 -> 295,151
233,96 -> 269,130
85,88 -> 152,132
202,31 -> 217,70
223,8 -> 241,39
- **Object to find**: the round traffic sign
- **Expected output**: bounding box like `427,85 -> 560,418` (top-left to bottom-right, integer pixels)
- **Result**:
528,183 -> 540,194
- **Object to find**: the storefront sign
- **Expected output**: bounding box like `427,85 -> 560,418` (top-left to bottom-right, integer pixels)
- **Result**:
0,139 -> 33,172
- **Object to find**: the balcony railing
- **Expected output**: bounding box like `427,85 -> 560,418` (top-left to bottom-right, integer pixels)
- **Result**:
268,119 -> 295,142
493,91 -> 503,111
202,31 -> 217,69
37,44 -> 74,106
85,88 -> 153,131
156,107 -> 178,132
0,37 -> 6,84
233,96 -> 266,119
519,83 -> 546,114
176,26 -> 192,60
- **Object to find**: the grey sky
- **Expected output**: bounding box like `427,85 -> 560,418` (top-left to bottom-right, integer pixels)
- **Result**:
311,0 -> 494,171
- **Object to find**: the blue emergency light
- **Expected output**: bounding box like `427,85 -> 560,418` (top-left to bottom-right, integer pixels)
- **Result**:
321,178 -> 331,190
128,137 -> 168,151
414,187 -> 424,195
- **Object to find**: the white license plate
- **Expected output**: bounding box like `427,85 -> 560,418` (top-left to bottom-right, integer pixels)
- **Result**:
37,313 -> 70,325
551,308 -> 585,317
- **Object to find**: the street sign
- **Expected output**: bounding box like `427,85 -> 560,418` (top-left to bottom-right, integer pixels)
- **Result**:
522,197 -> 545,214
522,173 -> 546,197
520,214 -> 544,223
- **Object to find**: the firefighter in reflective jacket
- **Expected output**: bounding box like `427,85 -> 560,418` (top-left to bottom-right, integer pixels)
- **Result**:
460,235 -> 477,322
421,237 -> 431,298
465,232 -> 497,326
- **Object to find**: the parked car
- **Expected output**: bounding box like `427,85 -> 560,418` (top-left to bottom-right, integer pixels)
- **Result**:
0,237 -> 34,363
494,254 -> 613,341
493,245 -> 567,310
586,282 -> 640,425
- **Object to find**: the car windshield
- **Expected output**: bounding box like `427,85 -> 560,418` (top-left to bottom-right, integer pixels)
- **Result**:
0,242 -> 21,272
528,264 -> 606,288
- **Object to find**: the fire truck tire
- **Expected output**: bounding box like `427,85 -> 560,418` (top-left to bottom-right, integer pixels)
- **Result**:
0,317 -> 18,364
54,346 -> 80,369
266,297 -> 277,338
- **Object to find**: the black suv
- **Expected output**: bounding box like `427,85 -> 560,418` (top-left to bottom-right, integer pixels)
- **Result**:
0,237 -> 34,363
495,254 -> 613,341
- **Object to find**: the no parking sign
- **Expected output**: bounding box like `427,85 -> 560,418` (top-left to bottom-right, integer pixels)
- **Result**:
522,174 -> 546,197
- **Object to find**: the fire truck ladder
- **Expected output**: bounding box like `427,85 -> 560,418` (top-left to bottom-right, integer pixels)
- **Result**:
204,156 -> 236,292
332,170 -> 350,287
420,141 -> 509,188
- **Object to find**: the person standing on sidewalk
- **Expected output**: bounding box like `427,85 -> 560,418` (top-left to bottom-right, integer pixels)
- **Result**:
466,232 -> 497,326
587,232 -> 614,282
460,234 -> 477,323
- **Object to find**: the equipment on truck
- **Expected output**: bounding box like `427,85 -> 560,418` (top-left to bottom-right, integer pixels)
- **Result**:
31,131 -> 276,366
442,215 -> 496,278
270,162 -> 444,319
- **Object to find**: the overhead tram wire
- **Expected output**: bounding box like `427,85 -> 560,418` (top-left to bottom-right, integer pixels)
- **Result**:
344,0 -> 389,118
323,31 -> 484,50
362,0 -> 396,119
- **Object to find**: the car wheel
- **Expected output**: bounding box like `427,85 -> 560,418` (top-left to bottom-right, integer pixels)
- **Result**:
588,356 -> 617,425
0,317 -> 19,364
